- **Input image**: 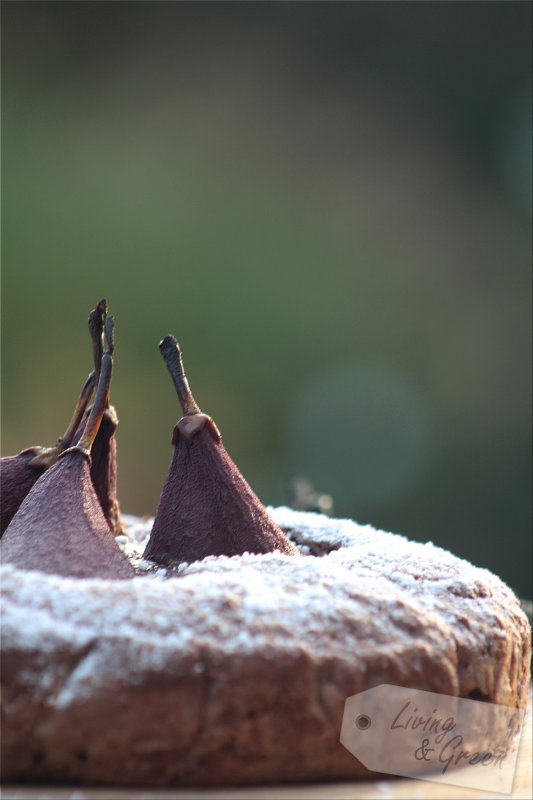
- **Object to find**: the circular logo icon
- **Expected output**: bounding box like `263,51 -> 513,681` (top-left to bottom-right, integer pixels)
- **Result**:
355,714 -> 371,730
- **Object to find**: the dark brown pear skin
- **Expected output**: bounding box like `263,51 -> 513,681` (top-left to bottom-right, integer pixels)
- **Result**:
0,450 -> 47,536
73,406 -> 124,535
0,369 -> 97,538
143,417 -> 299,566
0,447 -> 134,580
89,407 -> 124,535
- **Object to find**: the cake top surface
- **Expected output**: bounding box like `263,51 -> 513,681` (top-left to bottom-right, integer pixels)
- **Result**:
2,509 -> 527,706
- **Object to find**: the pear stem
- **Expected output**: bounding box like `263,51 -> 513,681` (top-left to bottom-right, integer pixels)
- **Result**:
57,370 -> 98,450
78,353 -> 113,451
88,298 -> 107,378
102,316 -> 115,412
29,369 -> 98,468
105,314 -> 115,356
159,335 -> 200,416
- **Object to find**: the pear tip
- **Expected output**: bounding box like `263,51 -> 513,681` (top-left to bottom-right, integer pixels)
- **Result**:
88,298 -> 107,329
159,335 -> 179,354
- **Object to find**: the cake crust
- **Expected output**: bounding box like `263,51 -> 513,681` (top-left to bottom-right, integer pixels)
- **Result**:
1,508 -> 530,787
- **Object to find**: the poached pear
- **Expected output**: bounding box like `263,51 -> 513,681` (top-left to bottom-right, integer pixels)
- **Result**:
1,331 -> 134,580
0,370 -> 97,536
143,336 -> 298,566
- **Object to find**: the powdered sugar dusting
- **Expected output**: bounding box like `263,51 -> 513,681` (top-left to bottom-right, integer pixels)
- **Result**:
1,509 -> 528,713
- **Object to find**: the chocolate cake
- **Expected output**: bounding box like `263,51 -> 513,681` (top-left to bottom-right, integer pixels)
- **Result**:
1,508 -> 530,787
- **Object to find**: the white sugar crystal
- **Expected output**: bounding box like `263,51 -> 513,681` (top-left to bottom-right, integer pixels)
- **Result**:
137,559 -> 155,572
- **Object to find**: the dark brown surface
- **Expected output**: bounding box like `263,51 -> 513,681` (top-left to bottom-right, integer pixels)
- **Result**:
0,370 -> 97,537
2,694 -> 531,799
144,422 -> 298,565
85,406 -> 125,535
73,405 -> 124,535
0,448 -> 46,535
0,448 -> 133,579
1,694 -> 531,800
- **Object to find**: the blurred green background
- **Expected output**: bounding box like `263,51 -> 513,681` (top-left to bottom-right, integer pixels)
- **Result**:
2,2 -> 531,597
